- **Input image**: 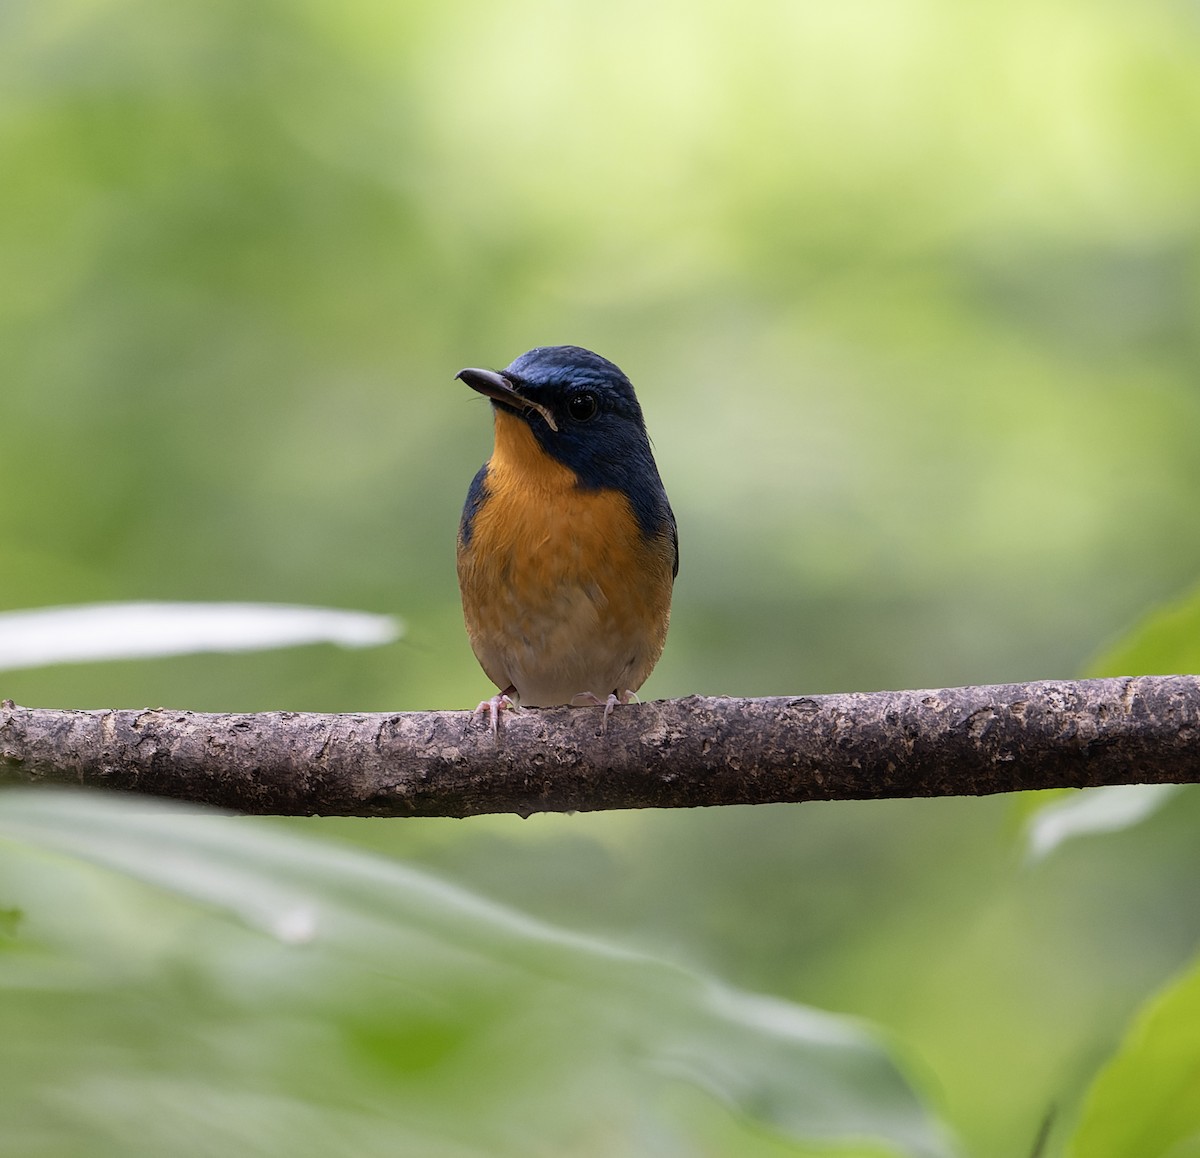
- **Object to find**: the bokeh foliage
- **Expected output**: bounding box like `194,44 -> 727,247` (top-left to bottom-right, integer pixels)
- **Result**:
0,791 -> 951,1158
3,0 -> 1200,1154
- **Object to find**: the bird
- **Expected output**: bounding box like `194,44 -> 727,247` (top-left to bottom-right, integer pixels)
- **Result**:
454,345 -> 677,732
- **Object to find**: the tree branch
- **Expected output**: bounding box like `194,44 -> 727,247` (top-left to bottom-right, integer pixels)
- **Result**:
2,676 -> 1198,818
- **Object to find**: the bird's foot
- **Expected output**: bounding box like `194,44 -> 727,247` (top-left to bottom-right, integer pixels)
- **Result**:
571,689 -> 639,733
474,686 -> 520,737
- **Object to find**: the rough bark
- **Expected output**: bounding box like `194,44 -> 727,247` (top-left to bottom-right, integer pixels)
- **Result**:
1,676 -> 1198,818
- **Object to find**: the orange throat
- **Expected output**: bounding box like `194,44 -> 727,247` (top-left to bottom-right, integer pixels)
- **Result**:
488,409 -> 576,494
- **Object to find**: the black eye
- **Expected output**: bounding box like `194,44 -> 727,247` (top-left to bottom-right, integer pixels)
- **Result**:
567,392 -> 598,422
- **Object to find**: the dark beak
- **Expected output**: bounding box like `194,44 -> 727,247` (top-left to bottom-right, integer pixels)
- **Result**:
455,367 -> 558,432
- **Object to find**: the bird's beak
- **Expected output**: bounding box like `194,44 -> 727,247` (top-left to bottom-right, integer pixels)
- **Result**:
456,368 -> 559,432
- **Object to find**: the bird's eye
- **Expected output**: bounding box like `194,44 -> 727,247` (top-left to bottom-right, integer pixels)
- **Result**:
567,392 -> 598,422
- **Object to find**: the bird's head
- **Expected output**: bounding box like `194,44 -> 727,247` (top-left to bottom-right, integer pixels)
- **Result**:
456,345 -> 654,488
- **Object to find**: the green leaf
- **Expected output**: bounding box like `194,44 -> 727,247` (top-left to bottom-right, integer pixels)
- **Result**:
0,789 -> 952,1158
1024,784 -> 1183,859
1085,580 -> 1200,679
1067,951 -> 1200,1158
0,602 -> 401,671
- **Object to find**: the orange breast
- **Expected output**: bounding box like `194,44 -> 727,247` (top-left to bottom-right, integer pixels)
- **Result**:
457,412 -> 674,706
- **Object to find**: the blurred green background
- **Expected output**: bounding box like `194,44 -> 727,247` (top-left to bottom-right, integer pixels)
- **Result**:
4,0 -> 1200,1154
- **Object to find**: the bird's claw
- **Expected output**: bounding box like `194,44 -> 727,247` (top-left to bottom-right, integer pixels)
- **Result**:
474,688 -> 520,737
572,689 -> 638,733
